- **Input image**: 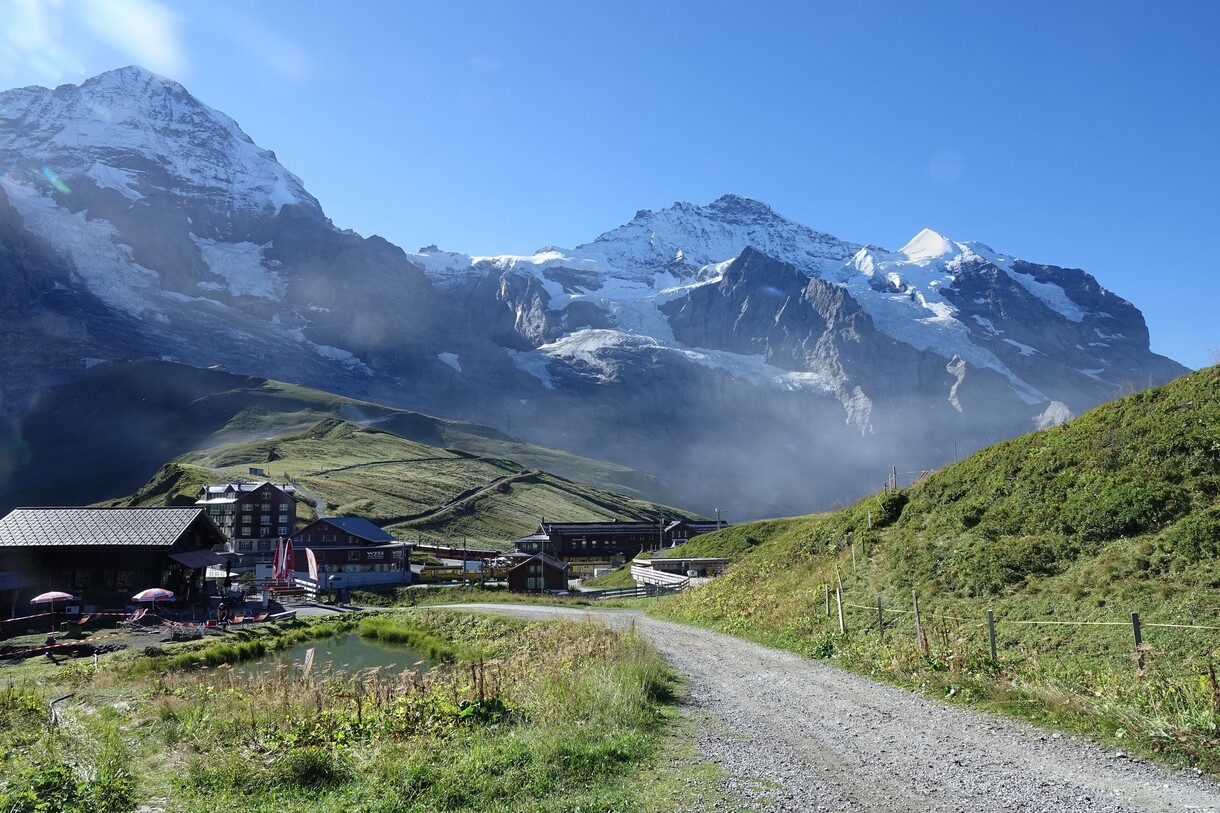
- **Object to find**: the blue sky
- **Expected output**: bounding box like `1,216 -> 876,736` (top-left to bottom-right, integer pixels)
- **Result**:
2,0 -> 1217,369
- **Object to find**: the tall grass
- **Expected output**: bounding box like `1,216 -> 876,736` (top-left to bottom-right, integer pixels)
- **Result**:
0,611 -> 679,812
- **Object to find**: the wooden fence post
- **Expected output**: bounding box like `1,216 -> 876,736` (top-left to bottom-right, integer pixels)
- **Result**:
836,585 -> 845,635
824,584 -> 830,617
913,590 -> 926,655
876,595 -> 884,640
1131,612 -> 1144,672
987,610 -> 997,661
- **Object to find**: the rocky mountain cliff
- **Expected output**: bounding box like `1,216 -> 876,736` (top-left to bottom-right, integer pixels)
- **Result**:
0,67 -> 1189,519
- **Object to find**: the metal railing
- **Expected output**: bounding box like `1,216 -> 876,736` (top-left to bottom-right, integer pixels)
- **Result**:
631,565 -> 691,589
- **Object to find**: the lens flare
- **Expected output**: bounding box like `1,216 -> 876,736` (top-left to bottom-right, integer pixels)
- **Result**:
41,166 -> 72,194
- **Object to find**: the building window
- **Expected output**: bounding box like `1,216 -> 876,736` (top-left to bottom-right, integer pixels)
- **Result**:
348,550 -> 361,561
257,540 -> 272,552
260,516 -> 271,525
238,541 -> 253,552
241,526 -> 252,537
241,504 -> 252,512
278,526 -> 288,536
278,514 -> 288,523
261,503 -> 271,511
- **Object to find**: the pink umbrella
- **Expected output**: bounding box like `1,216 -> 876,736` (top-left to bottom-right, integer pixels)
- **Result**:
31,590 -> 76,605
31,591 -> 76,631
132,587 -> 175,610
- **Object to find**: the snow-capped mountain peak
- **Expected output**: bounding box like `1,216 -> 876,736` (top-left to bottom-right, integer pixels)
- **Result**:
899,227 -> 959,262
576,194 -> 863,279
0,65 -> 320,221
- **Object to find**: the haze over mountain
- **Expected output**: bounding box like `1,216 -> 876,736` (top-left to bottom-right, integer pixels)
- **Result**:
0,67 -> 1188,518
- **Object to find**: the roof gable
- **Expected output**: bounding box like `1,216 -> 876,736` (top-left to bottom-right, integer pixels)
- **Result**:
509,552 -> 569,574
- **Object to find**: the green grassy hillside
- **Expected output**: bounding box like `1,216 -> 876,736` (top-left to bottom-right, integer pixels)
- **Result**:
657,365 -> 1220,770
2,360 -> 683,514
111,418 -> 688,547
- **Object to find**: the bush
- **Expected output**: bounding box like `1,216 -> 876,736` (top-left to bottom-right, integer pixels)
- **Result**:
0,754 -> 135,813
1064,479 -> 1183,542
1159,505 -> 1220,563
873,491 -> 908,527
271,746 -> 353,790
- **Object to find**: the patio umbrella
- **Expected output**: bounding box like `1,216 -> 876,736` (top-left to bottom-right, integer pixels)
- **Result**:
132,587 -> 175,611
31,591 -> 76,631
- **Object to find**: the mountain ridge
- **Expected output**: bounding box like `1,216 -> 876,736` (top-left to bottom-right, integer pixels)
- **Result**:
0,66 -> 1189,518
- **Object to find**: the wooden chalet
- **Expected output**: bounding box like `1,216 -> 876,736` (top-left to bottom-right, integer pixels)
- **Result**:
293,517 -> 409,578
506,552 -> 569,594
0,507 -> 228,612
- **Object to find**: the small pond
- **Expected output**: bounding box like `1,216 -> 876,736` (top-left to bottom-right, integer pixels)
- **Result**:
240,633 -> 435,678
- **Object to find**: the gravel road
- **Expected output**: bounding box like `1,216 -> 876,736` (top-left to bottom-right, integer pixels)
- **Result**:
446,604 -> 1220,813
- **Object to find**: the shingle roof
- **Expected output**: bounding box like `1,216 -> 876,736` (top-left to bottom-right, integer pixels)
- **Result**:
539,520 -> 727,536
541,522 -> 666,535
0,508 -> 209,548
313,517 -> 394,543
197,482 -> 295,503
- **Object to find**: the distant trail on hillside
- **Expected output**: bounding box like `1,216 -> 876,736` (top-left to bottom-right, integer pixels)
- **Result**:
445,605 -> 1220,813
307,457 -> 459,475
394,472 -> 534,525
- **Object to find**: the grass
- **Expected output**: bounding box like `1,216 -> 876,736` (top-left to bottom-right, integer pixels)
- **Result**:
0,610 -> 689,813
114,416 -> 689,549
15,360 -> 686,526
654,365 -> 1220,774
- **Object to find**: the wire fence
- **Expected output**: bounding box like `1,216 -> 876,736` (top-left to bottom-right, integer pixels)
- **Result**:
822,580 -> 1220,675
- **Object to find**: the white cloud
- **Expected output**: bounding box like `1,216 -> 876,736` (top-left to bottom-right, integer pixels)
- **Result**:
0,0 -> 85,84
78,0 -> 188,78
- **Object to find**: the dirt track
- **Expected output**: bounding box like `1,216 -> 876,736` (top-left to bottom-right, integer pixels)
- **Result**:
448,604 -> 1220,813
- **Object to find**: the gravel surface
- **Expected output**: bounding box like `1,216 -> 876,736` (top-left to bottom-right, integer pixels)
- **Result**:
447,604 -> 1220,813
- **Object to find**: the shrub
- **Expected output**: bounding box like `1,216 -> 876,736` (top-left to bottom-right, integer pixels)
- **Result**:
271,746 -> 353,790
1064,479 -> 1183,542
1159,505 -> 1220,564
874,491 -> 908,527
0,754 -> 135,813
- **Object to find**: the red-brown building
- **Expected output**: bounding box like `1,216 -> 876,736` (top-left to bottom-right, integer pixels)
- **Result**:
292,516 -> 409,577
506,552 -> 569,593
